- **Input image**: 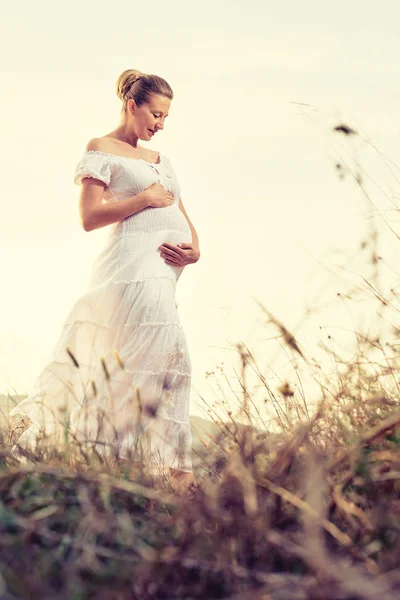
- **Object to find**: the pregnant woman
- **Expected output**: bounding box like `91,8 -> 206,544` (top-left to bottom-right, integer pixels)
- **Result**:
9,69 -> 200,492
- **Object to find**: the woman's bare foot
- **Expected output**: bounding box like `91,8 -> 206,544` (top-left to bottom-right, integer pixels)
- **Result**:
168,469 -> 197,493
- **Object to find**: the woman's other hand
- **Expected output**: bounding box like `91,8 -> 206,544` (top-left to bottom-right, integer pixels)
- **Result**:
158,242 -> 200,266
145,183 -> 175,208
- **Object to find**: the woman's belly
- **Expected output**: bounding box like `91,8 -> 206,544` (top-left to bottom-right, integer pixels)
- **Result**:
117,203 -> 191,237
87,205 -> 192,290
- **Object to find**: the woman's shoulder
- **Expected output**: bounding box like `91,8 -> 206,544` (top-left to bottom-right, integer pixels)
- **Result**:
74,139 -> 118,186
79,138 -> 115,164
85,137 -> 112,154
85,137 -> 160,163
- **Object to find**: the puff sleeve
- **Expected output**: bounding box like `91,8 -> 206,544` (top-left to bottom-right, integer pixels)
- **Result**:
74,151 -> 112,186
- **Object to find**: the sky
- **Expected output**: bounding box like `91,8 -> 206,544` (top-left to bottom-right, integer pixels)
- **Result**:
1,0 -> 400,426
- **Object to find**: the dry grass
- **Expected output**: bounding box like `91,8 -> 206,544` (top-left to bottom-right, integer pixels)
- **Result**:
1,390 -> 399,599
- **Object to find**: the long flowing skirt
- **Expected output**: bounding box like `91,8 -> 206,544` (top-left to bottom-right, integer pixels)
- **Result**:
9,229 -> 193,474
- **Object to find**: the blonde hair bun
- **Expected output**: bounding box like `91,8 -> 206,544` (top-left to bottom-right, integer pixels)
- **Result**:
116,69 -> 145,102
115,69 -> 174,115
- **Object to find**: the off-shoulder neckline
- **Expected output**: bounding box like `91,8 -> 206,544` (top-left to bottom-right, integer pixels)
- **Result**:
83,149 -> 164,165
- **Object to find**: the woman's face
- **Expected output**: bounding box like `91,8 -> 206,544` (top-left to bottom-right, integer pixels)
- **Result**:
130,94 -> 171,140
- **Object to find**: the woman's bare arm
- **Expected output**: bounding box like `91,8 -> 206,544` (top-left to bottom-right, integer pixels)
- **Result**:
178,197 -> 199,250
78,137 -> 153,231
79,179 -> 150,231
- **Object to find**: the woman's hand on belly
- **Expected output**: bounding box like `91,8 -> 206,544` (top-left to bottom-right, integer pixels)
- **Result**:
158,242 -> 200,267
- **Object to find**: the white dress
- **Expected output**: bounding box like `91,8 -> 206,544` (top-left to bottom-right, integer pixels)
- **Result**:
9,149 -> 193,474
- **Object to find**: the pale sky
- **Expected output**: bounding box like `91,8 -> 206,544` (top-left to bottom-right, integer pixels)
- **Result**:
1,1 -> 400,425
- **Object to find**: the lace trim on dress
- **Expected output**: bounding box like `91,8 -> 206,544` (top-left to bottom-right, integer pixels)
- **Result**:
89,276 -> 176,290
84,149 -> 163,166
111,276 -> 176,285
40,359 -> 190,379
62,319 -> 183,332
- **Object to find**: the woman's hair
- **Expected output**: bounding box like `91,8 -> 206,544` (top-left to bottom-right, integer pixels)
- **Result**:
116,69 -> 173,115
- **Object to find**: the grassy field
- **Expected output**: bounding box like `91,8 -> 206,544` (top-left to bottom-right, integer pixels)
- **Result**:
1,347 -> 399,599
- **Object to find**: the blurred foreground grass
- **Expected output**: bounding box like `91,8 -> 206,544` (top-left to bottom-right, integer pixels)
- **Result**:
0,382 -> 399,599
